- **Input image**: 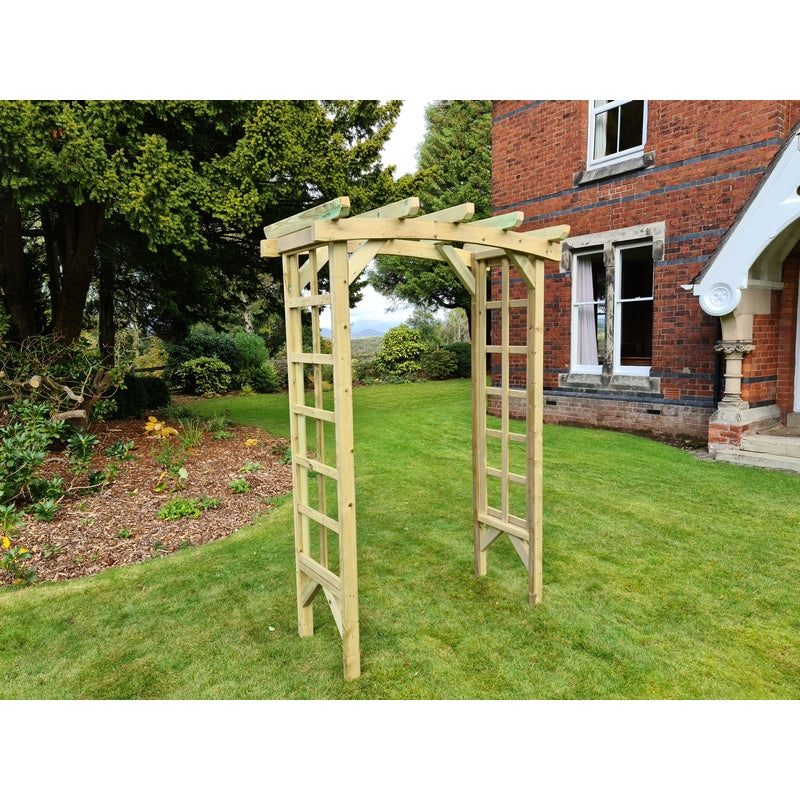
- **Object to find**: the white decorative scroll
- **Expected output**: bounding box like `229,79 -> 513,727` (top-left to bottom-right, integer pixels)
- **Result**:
700,282 -> 741,316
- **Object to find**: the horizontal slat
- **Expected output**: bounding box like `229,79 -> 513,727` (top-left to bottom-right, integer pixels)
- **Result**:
485,387 -> 528,399
486,428 -> 527,444
293,453 -> 338,480
289,352 -> 334,366
292,404 -> 335,424
485,345 -> 527,355
286,293 -> 331,308
485,299 -> 527,310
478,510 -> 529,540
297,503 -> 341,534
297,552 -> 342,597
486,466 -> 527,485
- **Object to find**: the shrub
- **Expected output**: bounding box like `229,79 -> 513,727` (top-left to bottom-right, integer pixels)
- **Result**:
420,349 -> 458,380
352,355 -> 381,383
165,324 -> 240,378
375,324 -> 427,377
443,342 -> 472,378
234,331 -> 270,372
250,362 -> 281,394
173,357 -> 231,397
115,373 -> 172,418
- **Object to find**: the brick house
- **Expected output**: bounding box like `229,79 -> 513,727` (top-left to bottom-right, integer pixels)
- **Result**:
491,100 -> 800,466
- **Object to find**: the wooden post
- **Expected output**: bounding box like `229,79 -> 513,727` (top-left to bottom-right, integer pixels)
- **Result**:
283,251 -> 314,637
472,258 -> 488,577
527,258 -> 545,606
329,240 -> 360,680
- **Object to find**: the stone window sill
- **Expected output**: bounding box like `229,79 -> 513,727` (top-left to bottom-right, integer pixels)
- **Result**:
573,151 -> 655,187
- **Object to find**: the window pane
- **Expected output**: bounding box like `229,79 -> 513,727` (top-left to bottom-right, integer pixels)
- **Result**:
574,251 -> 605,365
618,244 -> 653,366
618,100 -> 645,152
619,244 -> 653,299
591,100 -> 645,161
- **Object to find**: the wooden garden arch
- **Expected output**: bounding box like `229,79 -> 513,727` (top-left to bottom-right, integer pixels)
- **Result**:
261,197 -> 568,680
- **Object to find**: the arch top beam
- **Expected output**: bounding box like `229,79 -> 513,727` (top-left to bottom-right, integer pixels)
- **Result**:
268,216 -> 565,262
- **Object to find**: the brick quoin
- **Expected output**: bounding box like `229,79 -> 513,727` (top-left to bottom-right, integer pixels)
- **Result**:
491,100 -> 800,444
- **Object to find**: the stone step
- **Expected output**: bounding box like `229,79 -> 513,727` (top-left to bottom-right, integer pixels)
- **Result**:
787,413 -> 800,427
715,448 -> 800,474
742,432 -> 800,458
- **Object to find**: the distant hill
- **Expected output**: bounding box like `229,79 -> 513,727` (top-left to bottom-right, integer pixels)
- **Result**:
320,328 -> 385,342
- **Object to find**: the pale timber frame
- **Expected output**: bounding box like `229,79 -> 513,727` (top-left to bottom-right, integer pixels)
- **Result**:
261,197 -> 567,681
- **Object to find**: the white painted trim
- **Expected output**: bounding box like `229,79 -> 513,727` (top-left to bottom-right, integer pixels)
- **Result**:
693,127 -> 800,316
587,100 -> 648,168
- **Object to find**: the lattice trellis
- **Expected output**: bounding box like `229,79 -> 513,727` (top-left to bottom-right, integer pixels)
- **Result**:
261,197 -> 567,680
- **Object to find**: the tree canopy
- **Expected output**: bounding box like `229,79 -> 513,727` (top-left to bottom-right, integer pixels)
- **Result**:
368,100 -> 492,322
0,100 -> 401,353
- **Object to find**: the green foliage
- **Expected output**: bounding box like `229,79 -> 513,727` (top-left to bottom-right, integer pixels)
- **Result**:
173,357 -> 231,397
407,307 -> 443,349
233,330 -> 270,371
178,418 -> 205,449
115,374 -> 171,419
0,401 -> 66,504
370,101 -> 491,319
0,100 -> 401,346
375,324 -> 427,377
156,495 -> 219,520
420,348 -> 458,380
228,478 -> 250,494
443,342 -> 472,378
249,362 -> 281,394
166,324 -> 240,376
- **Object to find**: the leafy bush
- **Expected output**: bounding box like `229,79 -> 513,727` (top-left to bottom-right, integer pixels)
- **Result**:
234,331 -> 270,372
0,401 -> 67,504
443,342 -> 472,378
250,362 -> 281,394
165,324 -> 240,377
420,349 -> 458,380
157,495 -> 220,520
352,355 -> 381,383
173,357 -> 231,397
375,324 -> 427,377
115,373 -> 171,419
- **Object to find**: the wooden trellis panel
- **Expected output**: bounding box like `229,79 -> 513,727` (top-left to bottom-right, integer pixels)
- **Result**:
471,252 -> 545,606
262,197 -> 566,681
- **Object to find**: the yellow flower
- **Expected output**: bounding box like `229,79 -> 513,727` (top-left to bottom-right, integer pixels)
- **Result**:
2,536 -> 10,549
144,416 -> 178,438
18,548 -> 28,555
245,438 -> 258,447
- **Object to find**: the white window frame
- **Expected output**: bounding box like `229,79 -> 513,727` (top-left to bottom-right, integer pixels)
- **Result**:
588,100 -> 648,168
570,247 -> 604,374
613,241 -> 654,377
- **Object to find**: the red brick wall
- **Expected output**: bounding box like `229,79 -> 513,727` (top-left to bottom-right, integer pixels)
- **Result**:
491,100 -> 800,437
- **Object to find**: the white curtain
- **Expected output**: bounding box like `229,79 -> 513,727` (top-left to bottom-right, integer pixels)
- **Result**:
575,254 -> 599,365
593,101 -> 607,161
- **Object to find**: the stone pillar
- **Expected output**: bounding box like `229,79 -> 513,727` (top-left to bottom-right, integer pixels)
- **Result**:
714,339 -> 755,406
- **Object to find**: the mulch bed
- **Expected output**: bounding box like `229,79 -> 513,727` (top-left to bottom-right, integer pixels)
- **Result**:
1,416 -> 293,586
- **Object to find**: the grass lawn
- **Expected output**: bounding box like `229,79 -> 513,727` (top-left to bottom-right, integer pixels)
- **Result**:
2,379 -> 800,700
